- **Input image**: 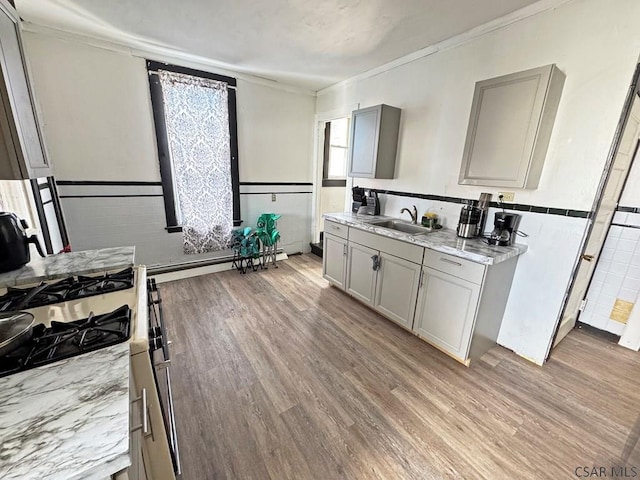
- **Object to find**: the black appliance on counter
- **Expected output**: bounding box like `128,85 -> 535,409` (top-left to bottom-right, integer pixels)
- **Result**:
456,204 -> 481,238
0,268 -> 134,311
488,212 -> 522,246
0,305 -> 131,378
352,186 -> 380,215
456,193 -> 492,239
0,212 -> 45,273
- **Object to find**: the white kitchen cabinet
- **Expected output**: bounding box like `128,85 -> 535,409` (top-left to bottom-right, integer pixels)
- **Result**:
413,267 -> 481,361
130,349 -> 176,480
322,218 -> 521,365
128,371 -> 150,480
346,241 -> 378,304
374,253 -> 421,329
0,1 -> 51,179
323,233 -> 348,289
348,104 -> 401,179
459,64 -> 565,189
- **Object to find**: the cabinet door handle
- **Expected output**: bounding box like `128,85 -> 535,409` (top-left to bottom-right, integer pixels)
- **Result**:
343,244 -> 347,256
439,257 -> 462,267
131,388 -> 148,435
371,254 -> 380,271
418,271 -> 425,289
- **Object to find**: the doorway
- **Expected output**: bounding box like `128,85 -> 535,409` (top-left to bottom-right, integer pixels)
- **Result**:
312,115 -> 352,249
550,62 -> 640,353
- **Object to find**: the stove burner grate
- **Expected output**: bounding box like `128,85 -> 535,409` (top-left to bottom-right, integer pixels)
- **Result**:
0,268 -> 134,311
0,305 -> 131,377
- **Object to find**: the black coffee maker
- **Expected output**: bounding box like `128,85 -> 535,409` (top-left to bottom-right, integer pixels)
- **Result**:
0,212 -> 45,272
488,212 -> 521,246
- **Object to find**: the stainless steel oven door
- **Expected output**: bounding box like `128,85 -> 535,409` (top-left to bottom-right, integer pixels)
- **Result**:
148,279 -> 181,477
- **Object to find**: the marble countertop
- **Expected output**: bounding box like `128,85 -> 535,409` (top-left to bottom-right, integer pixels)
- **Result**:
324,212 -> 527,265
0,246 -> 136,288
0,342 -> 131,480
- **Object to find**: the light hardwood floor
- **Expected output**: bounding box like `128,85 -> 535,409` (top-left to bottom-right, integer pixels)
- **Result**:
160,254 -> 640,480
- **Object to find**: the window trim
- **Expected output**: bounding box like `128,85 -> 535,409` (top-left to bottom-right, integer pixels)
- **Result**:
321,121 -> 347,187
146,60 -> 242,229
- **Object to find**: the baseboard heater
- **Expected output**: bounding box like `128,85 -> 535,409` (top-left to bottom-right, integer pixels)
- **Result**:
148,247 -> 285,276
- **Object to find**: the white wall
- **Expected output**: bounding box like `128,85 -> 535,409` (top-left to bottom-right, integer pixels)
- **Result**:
22,32 -> 316,265
317,0 -> 640,364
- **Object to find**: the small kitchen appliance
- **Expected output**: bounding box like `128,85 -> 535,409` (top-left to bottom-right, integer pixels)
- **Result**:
488,212 -> 522,246
358,189 -> 380,216
352,186 -> 364,213
352,186 -> 380,215
0,212 -> 45,273
477,192 -> 492,236
456,204 -> 481,238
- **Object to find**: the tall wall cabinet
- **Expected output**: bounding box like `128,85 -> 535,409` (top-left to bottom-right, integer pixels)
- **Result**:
0,0 -> 51,179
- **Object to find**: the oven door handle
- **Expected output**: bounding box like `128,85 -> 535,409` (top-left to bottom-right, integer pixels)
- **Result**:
165,367 -> 182,475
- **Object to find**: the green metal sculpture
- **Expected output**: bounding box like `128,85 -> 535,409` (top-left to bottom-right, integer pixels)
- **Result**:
255,213 -> 281,268
231,227 -> 260,273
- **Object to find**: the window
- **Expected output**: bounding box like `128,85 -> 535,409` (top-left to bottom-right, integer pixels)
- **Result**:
322,117 -> 350,187
147,61 -> 241,254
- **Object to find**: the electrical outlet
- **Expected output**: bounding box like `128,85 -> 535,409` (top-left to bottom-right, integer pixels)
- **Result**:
271,193 -> 276,202
498,191 -> 515,202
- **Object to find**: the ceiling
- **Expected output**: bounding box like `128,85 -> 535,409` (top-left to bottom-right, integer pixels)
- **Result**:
15,0 -> 544,91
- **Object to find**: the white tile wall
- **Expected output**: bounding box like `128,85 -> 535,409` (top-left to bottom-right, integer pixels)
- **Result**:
580,212 -> 640,335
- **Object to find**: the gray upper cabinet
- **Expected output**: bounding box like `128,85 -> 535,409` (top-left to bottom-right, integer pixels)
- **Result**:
459,64 -> 565,189
0,1 -> 50,180
348,104 -> 401,179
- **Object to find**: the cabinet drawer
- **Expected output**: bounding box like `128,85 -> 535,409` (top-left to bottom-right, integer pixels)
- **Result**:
422,249 -> 485,285
324,220 -> 348,239
348,227 -> 423,264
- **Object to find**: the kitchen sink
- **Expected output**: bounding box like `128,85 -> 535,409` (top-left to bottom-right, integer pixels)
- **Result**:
370,220 -> 432,235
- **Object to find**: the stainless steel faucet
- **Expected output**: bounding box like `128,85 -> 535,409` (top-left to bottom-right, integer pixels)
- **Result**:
400,205 -> 418,224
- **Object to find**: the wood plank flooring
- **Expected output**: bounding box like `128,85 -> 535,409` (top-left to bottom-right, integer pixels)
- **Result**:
160,254 -> 640,480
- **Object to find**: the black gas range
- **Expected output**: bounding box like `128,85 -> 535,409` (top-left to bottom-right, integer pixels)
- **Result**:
0,268 -> 136,378
0,305 -> 132,378
0,267 -> 134,311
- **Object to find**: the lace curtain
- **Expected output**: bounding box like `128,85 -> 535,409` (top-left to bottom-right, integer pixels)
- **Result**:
159,70 -> 233,254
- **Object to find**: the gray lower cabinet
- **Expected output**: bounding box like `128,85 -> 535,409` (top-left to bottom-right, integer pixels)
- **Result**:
374,253 -> 421,329
346,242 -> 377,304
346,242 -> 422,329
322,220 -> 519,365
322,233 -> 347,288
0,1 -> 50,179
413,267 -> 481,361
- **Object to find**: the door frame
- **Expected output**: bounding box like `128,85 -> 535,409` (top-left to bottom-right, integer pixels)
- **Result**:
547,62 -> 640,358
311,105 -> 358,244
